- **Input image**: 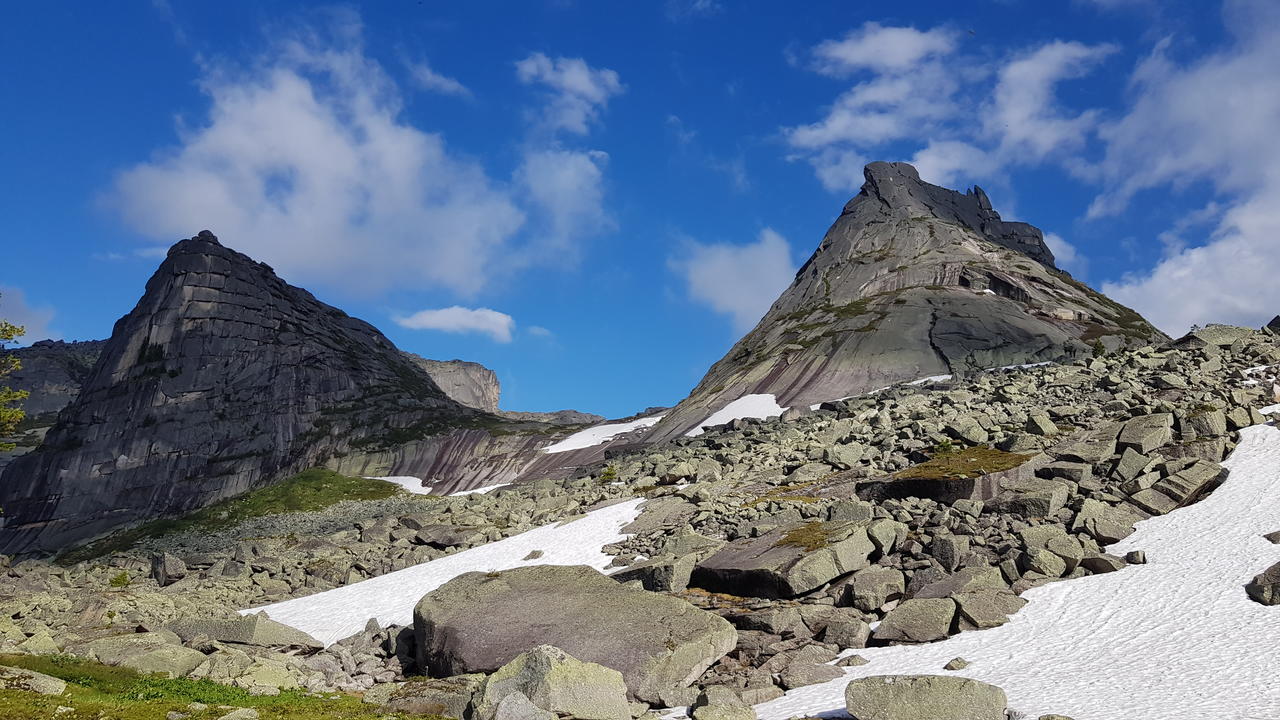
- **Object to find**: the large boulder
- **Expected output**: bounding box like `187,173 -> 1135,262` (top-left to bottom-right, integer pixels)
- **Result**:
871,599 -> 956,643
845,675 -> 1007,720
473,645 -> 631,720
690,521 -> 875,598
384,674 -> 486,719
414,565 -> 736,705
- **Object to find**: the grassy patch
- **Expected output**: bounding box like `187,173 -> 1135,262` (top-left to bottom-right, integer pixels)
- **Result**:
775,521 -> 835,552
0,654 -> 427,720
896,446 -> 1032,481
57,469 -> 403,565
743,479 -> 825,507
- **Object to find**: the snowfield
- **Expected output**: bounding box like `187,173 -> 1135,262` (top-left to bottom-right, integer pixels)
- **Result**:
686,394 -> 788,436
755,422 -> 1280,720
543,415 -> 665,453
244,498 -> 645,646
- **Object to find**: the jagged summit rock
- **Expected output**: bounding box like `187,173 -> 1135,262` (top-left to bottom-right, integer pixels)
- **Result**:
0,231 -> 486,556
646,162 -> 1167,441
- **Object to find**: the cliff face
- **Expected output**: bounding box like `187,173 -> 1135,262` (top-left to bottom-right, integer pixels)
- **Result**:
3,340 -> 104,418
647,162 -> 1167,441
0,232 -> 487,556
406,356 -> 501,413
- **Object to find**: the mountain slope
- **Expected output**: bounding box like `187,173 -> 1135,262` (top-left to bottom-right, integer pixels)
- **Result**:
0,231 -> 488,556
648,162 -> 1166,441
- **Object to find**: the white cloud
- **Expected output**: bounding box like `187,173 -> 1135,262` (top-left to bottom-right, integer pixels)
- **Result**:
985,41 -> 1116,161
527,325 -> 553,338
394,306 -> 515,343
514,148 -> 613,259
670,228 -> 797,332
787,23 -> 1114,194
0,286 -> 59,345
1095,0 -> 1280,334
108,19 -> 529,297
909,140 -> 996,187
1044,232 -> 1089,278
408,60 -> 470,97
515,53 -> 624,135
812,22 -> 957,75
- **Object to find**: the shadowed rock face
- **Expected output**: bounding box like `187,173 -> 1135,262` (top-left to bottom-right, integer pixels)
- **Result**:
0,232 -> 486,556
646,162 -> 1167,441
4,340 -> 104,417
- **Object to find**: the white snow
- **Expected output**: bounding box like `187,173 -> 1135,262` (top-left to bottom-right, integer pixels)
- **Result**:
449,483 -> 509,496
543,415 -> 665,454
686,394 -> 788,437
754,422 -> 1280,720
243,498 -> 645,646
364,476 -> 432,495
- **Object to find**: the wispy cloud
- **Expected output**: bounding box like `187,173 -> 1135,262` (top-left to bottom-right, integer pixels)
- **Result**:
408,59 -> 470,97
394,306 -> 515,343
515,52 -> 624,135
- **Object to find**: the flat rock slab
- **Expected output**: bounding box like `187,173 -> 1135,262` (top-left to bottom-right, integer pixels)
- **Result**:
690,521 -> 875,598
845,674 -> 1007,720
0,665 -> 67,695
414,564 -> 736,705
168,612 -> 323,650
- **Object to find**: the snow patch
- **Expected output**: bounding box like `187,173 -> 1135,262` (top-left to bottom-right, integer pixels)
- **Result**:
686,394 -> 788,437
449,483 -> 509,496
543,415 -> 665,454
243,498 -> 645,646
365,476 -> 432,495
753,423 -> 1280,720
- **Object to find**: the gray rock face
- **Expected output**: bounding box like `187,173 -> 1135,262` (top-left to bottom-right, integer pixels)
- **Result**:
413,564 -> 736,704
3,340 -> 104,417
0,232 -> 483,556
845,675 -> 1007,720
645,162 -> 1165,441
407,356 -> 501,413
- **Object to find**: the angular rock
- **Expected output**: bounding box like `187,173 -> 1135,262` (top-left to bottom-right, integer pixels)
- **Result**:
167,613 -> 323,650
845,675 -> 1007,720
613,554 -> 697,592
1117,414 -> 1174,454
691,521 -> 875,598
1246,562 -> 1280,606
0,665 -> 67,695
473,645 -> 631,720
414,565 -> 736,704
872,598 -> 956,643
691,686 -> 756,720
913,566 -> 1007,599
846,566 -> 906,612
385,674 -> 486,719
953,589 -> 1027,630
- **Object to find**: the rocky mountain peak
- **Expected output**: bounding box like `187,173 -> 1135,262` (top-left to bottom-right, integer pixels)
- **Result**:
645,162 -> 1165,441
0,231 -> 483,556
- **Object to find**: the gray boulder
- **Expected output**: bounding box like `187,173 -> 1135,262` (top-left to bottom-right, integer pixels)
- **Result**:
473,645 -> 631,720
691,686 -> 756,720
872,598 -> 956,643
0,665 -> 67,695
414,565 -> 736,705
1246,562 -> 1280,606
691,521 -> 875,598
167,612 -> 323,650
845,675 -> 1007,720
385,674 -> 486,719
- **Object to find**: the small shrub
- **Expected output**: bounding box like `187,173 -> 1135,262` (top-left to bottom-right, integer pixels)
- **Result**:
108,571 -> 130,588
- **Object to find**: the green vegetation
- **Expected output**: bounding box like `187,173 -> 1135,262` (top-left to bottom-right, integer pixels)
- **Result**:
744,478 -> 825,507
896,446 -> 1033,481
776,521 -> 835,551
0,653 -> 430,720
1092,339 -> 1106,358
0,300 -> 27,453
599,465 -> 618,482
58,469 -> 403,565
108,571 -> 131,588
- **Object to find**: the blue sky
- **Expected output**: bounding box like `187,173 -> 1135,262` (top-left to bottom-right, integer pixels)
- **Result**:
2,0 -> 1278,417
